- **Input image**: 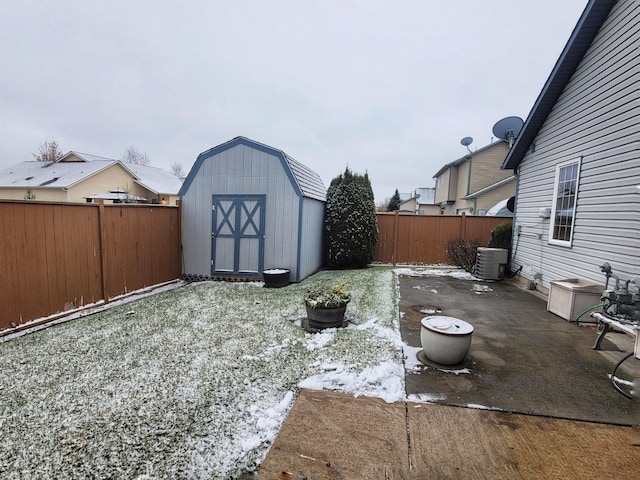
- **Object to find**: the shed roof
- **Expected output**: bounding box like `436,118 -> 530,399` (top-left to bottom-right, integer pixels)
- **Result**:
501,0 -> 617,170
179,137 -> 327,201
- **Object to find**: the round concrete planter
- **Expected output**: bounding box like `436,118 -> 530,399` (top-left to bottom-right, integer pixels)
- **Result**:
305,304 -> 347,329
420,316 -> 474,365
262,268 -> 290,288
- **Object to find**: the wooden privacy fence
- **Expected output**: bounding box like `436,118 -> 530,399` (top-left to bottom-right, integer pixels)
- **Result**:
0,200 -> 181,333
374,212 -> 511,265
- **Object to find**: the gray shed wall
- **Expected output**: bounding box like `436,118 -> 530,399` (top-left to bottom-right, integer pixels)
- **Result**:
512,0 -> 640,287
297,197 -> 326,280
181,143 -> 325,281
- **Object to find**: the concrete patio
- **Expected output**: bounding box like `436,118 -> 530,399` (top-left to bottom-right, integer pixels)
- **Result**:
257,273 -> 639,479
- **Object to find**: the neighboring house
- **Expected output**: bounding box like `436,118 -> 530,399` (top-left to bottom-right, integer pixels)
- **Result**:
501,0 -> 639,291
399,187 -> 439,215
0,151 -> 182,205
179,136 -> 327,282
433,141 -> 516,215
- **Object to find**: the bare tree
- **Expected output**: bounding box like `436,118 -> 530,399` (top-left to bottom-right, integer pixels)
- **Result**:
170,162 -> 186,178
121,146 -> 151,165
376,197 -> 390,212
33,139 -> 64,162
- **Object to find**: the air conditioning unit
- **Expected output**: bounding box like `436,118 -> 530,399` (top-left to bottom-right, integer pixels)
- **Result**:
475,247 -> 508,280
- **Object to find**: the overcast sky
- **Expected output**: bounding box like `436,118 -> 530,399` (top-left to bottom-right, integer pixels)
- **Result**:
0,0 -> 588,201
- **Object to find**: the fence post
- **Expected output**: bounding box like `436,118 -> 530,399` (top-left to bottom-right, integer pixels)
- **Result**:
460,212 -> 467,239
176,199 -> 182,276
392,211 -> 399,265
97,200 -> 109,303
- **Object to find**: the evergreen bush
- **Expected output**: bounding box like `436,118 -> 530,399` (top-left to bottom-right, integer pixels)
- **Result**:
488,222 -> 513,250
325,168 -> 378,268
387,189 -> 401,211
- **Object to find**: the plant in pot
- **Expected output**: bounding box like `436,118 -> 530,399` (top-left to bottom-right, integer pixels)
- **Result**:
304,283 -> 350,330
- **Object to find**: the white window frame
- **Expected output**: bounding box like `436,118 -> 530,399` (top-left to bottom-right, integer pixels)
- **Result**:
548,158 -> 581,247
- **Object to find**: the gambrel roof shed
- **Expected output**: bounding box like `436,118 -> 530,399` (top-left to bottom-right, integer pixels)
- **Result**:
179,137 -> 327,282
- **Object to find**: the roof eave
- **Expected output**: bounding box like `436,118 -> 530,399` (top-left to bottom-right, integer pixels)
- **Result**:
501,0 -> 616,170
462,175 -> 517,199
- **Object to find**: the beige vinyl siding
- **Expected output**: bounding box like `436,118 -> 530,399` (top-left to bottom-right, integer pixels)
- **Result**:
68,163 -> 149,202
475,182 -> 516,214
399,198 -> 417,212
512,0 -> 640,287
0,188 -> 67,201
454,161 -> 473,213
418,204 -> 440,215
468,142 -> 512,193
434,169 -> 456,204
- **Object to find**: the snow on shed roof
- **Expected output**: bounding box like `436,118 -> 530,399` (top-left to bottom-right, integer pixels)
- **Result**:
179,137 -> 327,201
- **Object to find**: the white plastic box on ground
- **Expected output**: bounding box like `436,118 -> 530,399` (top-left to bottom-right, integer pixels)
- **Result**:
547,278 -> 603,321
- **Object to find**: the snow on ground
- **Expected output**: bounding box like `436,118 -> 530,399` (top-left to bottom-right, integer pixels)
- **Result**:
0,267 -> 406,479
394,266 -> 479,281
1,266 -> 478,477
403,345 -> 424,372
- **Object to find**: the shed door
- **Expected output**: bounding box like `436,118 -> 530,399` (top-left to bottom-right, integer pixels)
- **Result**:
212,195 -> 265,276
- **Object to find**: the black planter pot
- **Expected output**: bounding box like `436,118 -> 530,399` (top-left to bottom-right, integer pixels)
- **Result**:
262,269 -> 290,288
305,304 -> 347,329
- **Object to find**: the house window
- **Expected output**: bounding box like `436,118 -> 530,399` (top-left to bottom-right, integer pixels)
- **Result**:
549,158 -> 581,246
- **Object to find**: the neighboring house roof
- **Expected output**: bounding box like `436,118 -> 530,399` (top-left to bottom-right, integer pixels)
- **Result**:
0,160 -> 117,189
433,140 -> 507,178
125,163 -> 183,196
0,151 -> 182,195
502,0 -> 617,170
59,151 -> 115,163
179,136 -> 327,201
462,175 -> 517,199
414,187 -> 436,204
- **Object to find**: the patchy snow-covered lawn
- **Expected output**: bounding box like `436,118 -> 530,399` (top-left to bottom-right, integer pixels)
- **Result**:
1,267 -> 411,479
1,266 -> 477,478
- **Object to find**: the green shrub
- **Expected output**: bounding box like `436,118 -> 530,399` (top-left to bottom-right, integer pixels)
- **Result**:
488,222 -> 513,250
446,238 -> 481,273
325,168 -> 378,268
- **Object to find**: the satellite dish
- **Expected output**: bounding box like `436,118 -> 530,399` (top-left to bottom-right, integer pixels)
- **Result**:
507,196 -> 515,212
492,116 -> 524,147
460,136 -> 473,153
